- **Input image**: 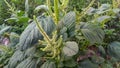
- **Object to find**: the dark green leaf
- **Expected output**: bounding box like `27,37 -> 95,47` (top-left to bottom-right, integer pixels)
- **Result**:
58,11 -> 76,40
78,59 -> 99,68
7,50 -> 25,68
0,26 -> 11,35
98,45 -> 106,57
18,16 -> 55,50
108,41 -> 120,61
101,63 -> 113,68
9,32 -> 19,47
64,58 -> 77,67
16,57 -> 37,68
41,61 -> 56,68
90,55 -> 105,64
80,23 -> 105,44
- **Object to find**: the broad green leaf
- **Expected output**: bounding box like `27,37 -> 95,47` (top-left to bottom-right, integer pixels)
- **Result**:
86,7 -> 97,15
16,57 -> 37,68
58,61 -> 64,68
64,58 -> 77,67
101,63 -> 113,68
5,18 -> 17,23
98,4 -> 111,11
80,23 -> 105,44
96,15 -> 110,23
98,46 -> 106,57
63,41 -> 79,56
96,4 -> 111,14
18,16 -> 55,50
107,41 -> 120,61
17,16 -> 29,24
41,61 -> 56,68
57,11 -> 76,40
78,59 -> 99,68
25,46 -> 36,57
0,45 -> 9,52
9,32 -> 19,47
0,26 -> 11,35
112,8 -> 120,13
34,5 -> 48,13
90,55 -> 105,64
7,50 -> 25,68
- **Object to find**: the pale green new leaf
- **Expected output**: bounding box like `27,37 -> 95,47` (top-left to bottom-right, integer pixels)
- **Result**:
63,41 -> 79,56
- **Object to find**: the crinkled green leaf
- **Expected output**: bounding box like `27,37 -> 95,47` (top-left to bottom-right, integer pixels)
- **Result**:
101,63 -> 113,68
0,26 -> 11,35
98,4 -> 111,11
107,41 -> 120,61
58,11 -> 76,40
9,32 -> 19,47
80,23 -> 105,44
34,5 -> 48,13
98,46 -> 106,57
90,55 -> 105,64
64,58 -> 77,67
63,41 -> 79,56
7,50 -> 25,68
25,46 -> 36,57
16,57 -> 37,68
96,15 -> 110,23
78,59 -> 99,68
41,61 -> 56,68
18,16 -> 55,50
86,7 -> 97,15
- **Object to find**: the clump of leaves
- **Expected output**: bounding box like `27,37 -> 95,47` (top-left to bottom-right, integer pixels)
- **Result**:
1,0 -> 120,68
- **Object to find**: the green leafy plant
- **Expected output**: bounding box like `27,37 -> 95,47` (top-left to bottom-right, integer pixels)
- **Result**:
0,0 -> 120,68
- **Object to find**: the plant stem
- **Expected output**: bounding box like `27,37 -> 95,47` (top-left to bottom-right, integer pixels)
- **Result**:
33,15 -> 52,46
46,0 -> 54,17
54,0 -> 59,24
4,0 -> 16,14
79,0 -> 95,22
25,0 -> 29,17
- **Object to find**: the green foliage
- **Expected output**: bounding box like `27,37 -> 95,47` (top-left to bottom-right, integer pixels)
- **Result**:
18,15 -> 55,50
63,41 -> 79,56
0,0 -> 120,68
57,11 -> 76,40
0,26 -> 11,35
80,23 -> 105,44
108,41 -> 120,61
78,59 -> 99,68
0,45 -> 14,68
41,61 -> 56,68
16,57 -> 37,68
